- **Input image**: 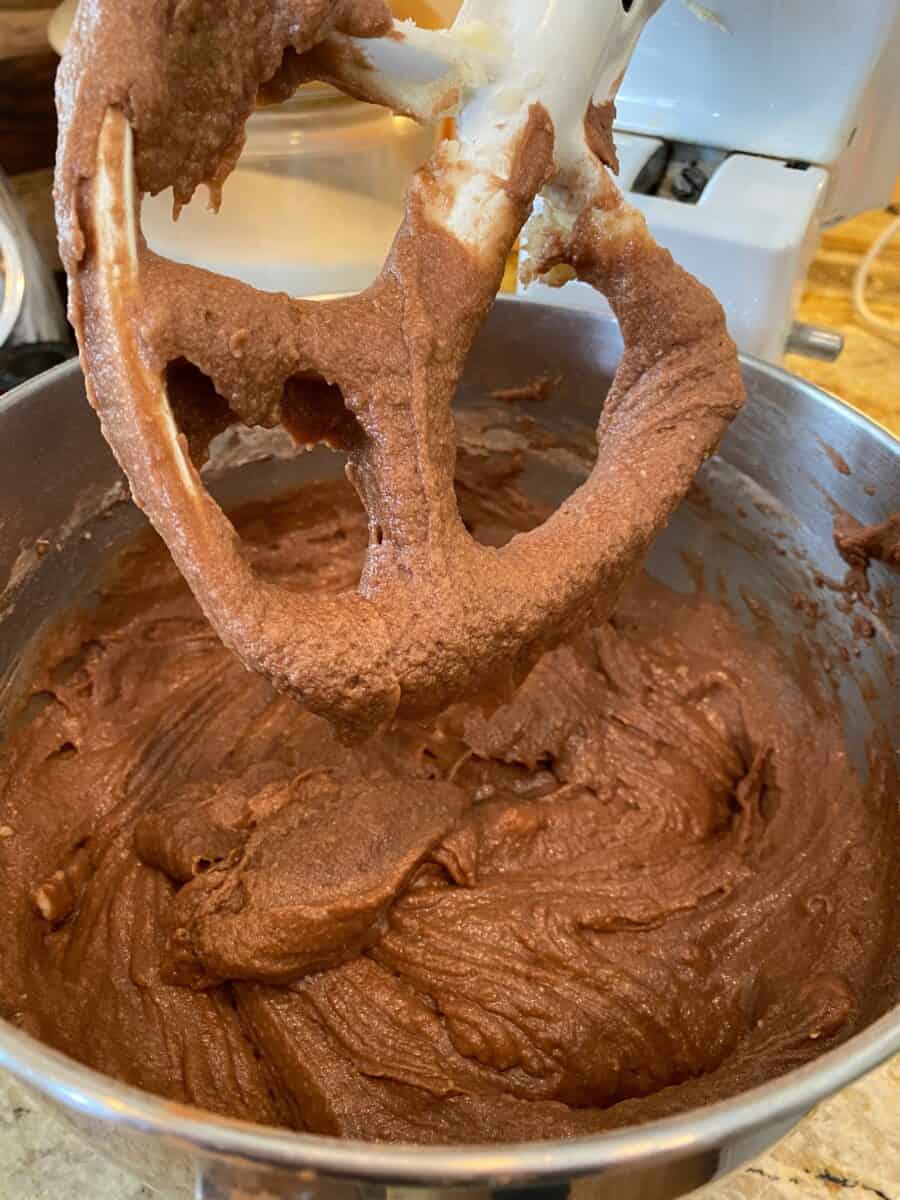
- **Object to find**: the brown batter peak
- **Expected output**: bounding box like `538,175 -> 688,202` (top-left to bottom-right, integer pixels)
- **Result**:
834,510 -> 900,581
147,770 -> 470,987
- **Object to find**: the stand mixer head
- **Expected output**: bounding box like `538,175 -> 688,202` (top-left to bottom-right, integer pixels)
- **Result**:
55,0 -> 742,736
524,0 -> 900,361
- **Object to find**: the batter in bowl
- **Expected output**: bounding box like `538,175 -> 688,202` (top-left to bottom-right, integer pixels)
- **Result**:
3,0 -> 896,1149
1,473 -> 897,1142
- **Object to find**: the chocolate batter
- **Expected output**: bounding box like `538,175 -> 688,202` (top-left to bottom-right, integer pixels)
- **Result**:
834,511 -> 900,587
1,476 -> 897,1143
35,0 -> 895,1146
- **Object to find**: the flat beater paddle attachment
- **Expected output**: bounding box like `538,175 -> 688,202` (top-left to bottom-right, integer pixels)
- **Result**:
55,0 -> 743,737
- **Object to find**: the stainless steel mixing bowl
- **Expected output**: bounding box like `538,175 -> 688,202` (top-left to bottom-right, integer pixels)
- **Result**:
1,299 -> 898,1200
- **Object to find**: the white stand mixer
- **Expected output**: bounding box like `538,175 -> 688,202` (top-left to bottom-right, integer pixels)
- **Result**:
78,0 -> 900,365
522,0 -> 900,363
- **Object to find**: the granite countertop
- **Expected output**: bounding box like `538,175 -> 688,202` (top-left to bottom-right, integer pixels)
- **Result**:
2,207 -> 899,1199
1,1061 -> 894,1200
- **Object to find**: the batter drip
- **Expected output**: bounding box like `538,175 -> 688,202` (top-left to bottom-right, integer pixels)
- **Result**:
1,478 -> 897,1143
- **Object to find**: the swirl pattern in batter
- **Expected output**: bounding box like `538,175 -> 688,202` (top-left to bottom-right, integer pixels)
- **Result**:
0,476 -> 897,1143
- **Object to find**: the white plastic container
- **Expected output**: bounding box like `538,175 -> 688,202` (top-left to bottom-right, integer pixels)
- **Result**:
48,0 -> 457,297
141,87 -> 438,298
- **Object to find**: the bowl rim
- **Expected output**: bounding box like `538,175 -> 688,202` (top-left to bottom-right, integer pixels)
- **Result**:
1,334 -> 898,1185
2,1005 -> 900,1184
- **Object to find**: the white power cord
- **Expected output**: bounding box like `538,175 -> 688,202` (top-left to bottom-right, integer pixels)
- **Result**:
852,210 -> 900,340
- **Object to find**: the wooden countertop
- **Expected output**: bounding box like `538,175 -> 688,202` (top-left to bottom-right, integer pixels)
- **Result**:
0,7 -> 56,176
785,206 -> 900,439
